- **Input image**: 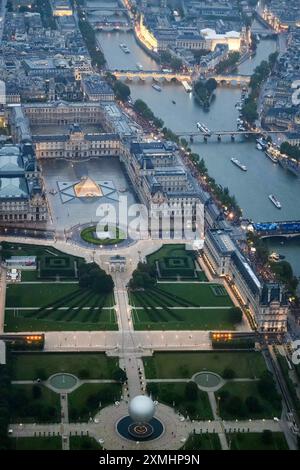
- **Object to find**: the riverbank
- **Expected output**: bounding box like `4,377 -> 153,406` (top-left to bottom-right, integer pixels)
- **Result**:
133,24 -> 159,61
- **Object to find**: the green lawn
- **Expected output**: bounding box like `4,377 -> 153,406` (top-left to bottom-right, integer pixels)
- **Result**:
143,352 -> 267,379
5,283 -> 116,332
2,242 -> 84,281
1,242 -> 79,259
216,381 -> 282,419
11,384 -> 60,423
147,382 -> 213,420
80,225 -> 126,245
11,353 -> 119,380
69,436 -> 102,450
10,437 -> 62,450
182,433 -> 221,450
68,383 -> 121,422
132,307 -> 236,330
147,244 -> 189,264
20,270 -> 39,281
5,307 -> 117,332
229,433 -> 289,450
130,283 -> 234,330
130,284 -> 232,308
146,244 -> 207,280
6,283 -> 114,308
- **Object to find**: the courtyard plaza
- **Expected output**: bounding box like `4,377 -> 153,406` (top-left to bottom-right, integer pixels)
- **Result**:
41,157 -> 137,232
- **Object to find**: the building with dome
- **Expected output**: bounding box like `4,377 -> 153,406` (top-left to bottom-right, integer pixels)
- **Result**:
0,143 -> 48,223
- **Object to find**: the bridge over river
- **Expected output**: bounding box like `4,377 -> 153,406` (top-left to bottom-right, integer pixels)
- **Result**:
109,69 -> 251,86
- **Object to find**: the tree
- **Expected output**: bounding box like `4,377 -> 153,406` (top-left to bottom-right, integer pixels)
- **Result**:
113,80 -> 131,102
112,367 -> 127,384
133,99 -> 164,128
280,142 -> 300,161
241,99 -> 258,123
215,52 -> 240,74
32,385 -> 42,400
205,78 -> 218,94
261,429 -> 273,445
78,262 -> 114,294
228,307 -> 243,324
258,371 -> 280,407
35,368 -> 47,381
224,395 -> 246,417
6,0 -> 13,11
129,262 -> 156,289
78,369 -> 90,380
245,395 -> 262,413
223,368 -> 236,379
185,381 -> 198,401
185,403 -> 197,418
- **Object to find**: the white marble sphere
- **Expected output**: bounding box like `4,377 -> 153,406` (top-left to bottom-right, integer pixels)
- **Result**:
128,395 -> 155,423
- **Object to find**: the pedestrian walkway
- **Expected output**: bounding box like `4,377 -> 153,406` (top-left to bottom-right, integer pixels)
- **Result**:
208,391 -> 229,450
9,401 -> 282,451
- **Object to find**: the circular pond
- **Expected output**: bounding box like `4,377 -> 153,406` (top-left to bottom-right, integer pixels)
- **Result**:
117,416 -> 164,442
193,372 -> 223,390
49,373 -> 78,391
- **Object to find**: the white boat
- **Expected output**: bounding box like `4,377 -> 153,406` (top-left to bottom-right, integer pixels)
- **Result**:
265,148 -> 279,163
269,194 -> 281,209
196,122 -> 211,136
136,63 -> 143,70
256,143 -> 263,150
119,43 -> 130,53
182,80 -> 192,92
152,84 -> 162,92
256,137 -> 267,149
231,157 -> 247,171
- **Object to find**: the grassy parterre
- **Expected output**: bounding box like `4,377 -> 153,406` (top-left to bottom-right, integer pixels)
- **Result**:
6,283 -> 82,307
5,284 -> 116,332
10,437 -> 62,450
11,384 -> 60,423
229,433 -> 289,450
216,381 -> 282,419
11,353 -> 119,380
69,436 -> 102,450
2,242 -> 84,280
147,382 -> 213,420
130,283 -> 231,308
143,352 -> 267,379
3,242 -> 117,331
182,433 -> 221,450
146,244 -> 208,280
130,283 -> 234,330
68,383 -> 121,422
132,307 -> 236,331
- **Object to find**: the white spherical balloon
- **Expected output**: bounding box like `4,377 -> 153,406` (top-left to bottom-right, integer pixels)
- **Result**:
128,395 -> 155,423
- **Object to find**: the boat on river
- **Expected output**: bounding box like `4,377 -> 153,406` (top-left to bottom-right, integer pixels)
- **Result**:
269,194 -> 281,209
231,157 -> 247,171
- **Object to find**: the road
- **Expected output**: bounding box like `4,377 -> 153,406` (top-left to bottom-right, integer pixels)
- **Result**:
41,330 -> 212,352
0,266 -> 6,333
